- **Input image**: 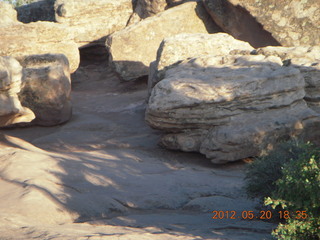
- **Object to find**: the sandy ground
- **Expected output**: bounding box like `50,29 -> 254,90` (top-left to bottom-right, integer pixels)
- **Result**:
0,62 -> 275,239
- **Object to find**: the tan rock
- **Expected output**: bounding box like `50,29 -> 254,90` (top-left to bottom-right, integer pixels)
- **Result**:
256,46 -> 320,113
128,0 -> 190,25
106,1 -> 221,81
0,56 -> 35,127
18,54 -> 72,126
0,22 -> 80,73
204,0 -> 320,47
146,55 -> 320,163
54,0 -> 133,48
0,2 -> 18,25
148,33 -> 254,92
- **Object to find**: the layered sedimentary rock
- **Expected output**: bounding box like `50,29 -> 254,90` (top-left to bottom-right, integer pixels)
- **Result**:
148,33 -> 254,93
255,46 -> 320,112
18,54 -> 72,126
146,54 -> 320,163
0,57 -> 35,127
0,22 -> 79,73
203,0 -> 320,47
54,0 -> 133,48
106,1 -> 221,81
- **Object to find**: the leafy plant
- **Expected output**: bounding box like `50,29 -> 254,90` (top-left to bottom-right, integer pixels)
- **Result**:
245,140 -> 320,239
245,140 -> 306,199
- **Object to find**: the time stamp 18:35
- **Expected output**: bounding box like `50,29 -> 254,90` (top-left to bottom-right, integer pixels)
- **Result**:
212,210 -> 309,220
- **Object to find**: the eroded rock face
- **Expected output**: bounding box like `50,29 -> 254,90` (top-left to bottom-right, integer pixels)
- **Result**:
255,46 -> 320,113
146,55 -> 320,163
0,22 -> 79,73
18,54 -> 72,126
0,57 -> 35,127
204,0 -> 320,47
148,33 -> 254,93
106,1 -> 221,81
54,0 -> 133,48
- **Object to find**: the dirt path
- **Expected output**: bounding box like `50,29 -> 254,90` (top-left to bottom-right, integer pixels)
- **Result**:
0,63 -> 275,239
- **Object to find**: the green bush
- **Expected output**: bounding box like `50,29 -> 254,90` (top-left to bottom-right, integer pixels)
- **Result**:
245,140 -> 307,199
245,140 -> 320,240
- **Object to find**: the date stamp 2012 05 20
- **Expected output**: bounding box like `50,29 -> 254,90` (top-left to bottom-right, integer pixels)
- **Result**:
211,210 -> 309,220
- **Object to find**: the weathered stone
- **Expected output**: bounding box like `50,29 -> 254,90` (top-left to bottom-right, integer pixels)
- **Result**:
54,0 -> 133,48
135,0 -> 167,18
203,0 -> 281,48
0,2 -> 18,25
255,46 -> 320,113
128,0 -> 167,25
146,55 -> 320,163
0,22 -> 79,73
204,0 -> 320,47
0,56 -> 35,127
106,1 -> 221,81
16,0 -> 55,23
18,54 -> 72,126
127,0 -> 191,25
148,33 -> 254,93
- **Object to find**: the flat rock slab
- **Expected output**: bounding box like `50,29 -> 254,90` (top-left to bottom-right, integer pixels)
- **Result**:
54,0 -> 133,48
106,1 -> 221,81
0,22 -> 79,73
148,33 -> 254,93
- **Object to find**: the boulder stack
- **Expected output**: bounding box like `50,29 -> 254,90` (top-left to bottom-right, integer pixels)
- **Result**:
146,34 -> 320,163
106,1 -> 221,81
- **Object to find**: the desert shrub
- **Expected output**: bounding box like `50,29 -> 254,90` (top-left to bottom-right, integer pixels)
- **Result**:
245,140 -> 307,199
245,140 -> 320,240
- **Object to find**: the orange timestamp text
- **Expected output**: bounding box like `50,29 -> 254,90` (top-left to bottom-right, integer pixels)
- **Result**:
211,210 -> 309,220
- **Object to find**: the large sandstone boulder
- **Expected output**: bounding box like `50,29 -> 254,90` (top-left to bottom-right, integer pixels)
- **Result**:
203,0 -> 320,47
148,33 -> 254,93
106,1 -> 221,81
18,54 -> 72,126
146,55 -> 320,163
255,46 -> 320,113
53,0 -> 133,48
0,22 -> 79,73
0,2 -> 18,25
0,57 -> 35,127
